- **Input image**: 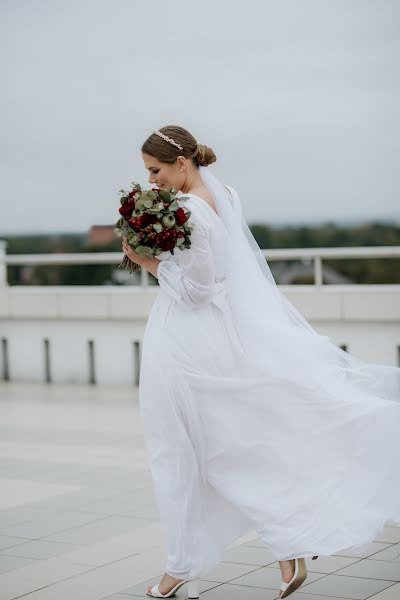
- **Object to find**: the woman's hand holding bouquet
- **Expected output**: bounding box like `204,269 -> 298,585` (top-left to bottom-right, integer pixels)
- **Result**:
114,182 -> 194,273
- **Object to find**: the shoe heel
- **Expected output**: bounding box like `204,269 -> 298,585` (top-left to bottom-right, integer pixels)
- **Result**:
187,577 -> 200,598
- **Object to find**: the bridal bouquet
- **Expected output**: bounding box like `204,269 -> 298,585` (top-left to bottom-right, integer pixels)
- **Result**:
114,182 -> 194,273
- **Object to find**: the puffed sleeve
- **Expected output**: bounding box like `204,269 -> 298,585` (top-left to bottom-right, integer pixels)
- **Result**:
157,221 -> 216,308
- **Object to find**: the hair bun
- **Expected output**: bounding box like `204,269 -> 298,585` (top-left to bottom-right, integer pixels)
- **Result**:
196,144 -> 217,167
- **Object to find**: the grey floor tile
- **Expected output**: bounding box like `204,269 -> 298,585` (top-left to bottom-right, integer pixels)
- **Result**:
283,595 -> 353,600
82,497 -> 150,516
301,573 -> 394,599
100,595 -> 141,600
228,565 -> 325,590
222,545 -> 276,566
1,509 -> 108,539
0,534 -> 32,551
89,499 -> 160,521
0,506 -> 50,528
121,507 -> 160,520
23,491 -> 115,512
374,526 -> 400,544
336,558 -> 400,581
364,582 -> 400,599
267,555 -> 360,574
200,581 -> 279,599
203,561 -> 261,582
368,543 -> 400,562
303,555 -> 361,574
0,539 -> 82,559
0,553 -> 38,574
42,515 -> 153,545
334,541 -> 393,559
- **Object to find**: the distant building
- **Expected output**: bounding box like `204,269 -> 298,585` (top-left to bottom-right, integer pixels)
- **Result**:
87,225 -> 116,247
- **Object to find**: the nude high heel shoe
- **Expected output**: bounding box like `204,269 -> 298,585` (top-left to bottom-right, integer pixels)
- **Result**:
277,557 -> 308,599
146,577 -> 200,598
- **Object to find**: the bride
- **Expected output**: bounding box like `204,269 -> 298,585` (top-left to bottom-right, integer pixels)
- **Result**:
121,125 -> 400,599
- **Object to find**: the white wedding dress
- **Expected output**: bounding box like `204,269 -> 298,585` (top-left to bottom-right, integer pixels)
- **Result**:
138,189 -> 400,581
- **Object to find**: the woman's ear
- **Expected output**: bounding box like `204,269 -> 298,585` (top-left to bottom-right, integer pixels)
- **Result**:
177,156 -> 186,171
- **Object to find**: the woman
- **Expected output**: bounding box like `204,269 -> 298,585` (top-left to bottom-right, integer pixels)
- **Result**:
122,125 -> 400,599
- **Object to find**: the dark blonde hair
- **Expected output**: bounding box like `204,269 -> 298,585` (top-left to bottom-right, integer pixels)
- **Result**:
142,125 -> 216,168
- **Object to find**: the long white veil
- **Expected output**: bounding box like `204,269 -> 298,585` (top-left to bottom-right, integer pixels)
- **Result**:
199,165 -> 400,403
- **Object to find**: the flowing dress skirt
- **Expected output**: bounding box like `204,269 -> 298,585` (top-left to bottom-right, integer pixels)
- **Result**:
138,288 -> 400,580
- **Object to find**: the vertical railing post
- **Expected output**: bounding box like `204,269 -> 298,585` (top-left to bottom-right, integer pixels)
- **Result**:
0,240 -> 8,286
314,255 -> 323,286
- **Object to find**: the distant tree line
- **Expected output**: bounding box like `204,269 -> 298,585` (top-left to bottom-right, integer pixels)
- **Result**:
250,221 -> 400,284
1,220 -> 399,285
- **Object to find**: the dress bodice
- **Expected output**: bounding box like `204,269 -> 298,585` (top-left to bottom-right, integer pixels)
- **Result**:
182,194 -> 228,281
156,193 -> 229,311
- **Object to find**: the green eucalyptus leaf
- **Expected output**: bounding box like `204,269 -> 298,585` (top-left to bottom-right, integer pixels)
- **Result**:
127,233 -> 140,244
135,199 -> 145,210
169,200 -> 179,211
159,190 -> 171,202
135,245 -> 153,256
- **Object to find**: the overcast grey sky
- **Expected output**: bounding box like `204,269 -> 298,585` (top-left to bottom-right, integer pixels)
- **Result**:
1,0 -> 399,234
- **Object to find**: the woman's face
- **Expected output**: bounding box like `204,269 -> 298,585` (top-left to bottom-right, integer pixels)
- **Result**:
142,153 -> 183,191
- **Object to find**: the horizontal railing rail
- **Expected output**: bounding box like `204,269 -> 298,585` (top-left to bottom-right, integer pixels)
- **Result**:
1,244 -> 400,287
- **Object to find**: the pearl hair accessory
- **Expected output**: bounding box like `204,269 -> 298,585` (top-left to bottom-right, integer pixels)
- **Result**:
153,130 -> 183,150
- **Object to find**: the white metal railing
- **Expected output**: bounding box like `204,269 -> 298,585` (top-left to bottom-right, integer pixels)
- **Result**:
263,246 -> 400,286
1,240 -> 400,287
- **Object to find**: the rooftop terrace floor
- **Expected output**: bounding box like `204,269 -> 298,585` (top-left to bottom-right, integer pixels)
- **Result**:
0,381 -> 399,600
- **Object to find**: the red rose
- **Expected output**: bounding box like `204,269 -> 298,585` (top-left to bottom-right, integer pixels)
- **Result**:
141,213 -> 157,227
119,200 -> 135,217
175,207 -> 188,225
